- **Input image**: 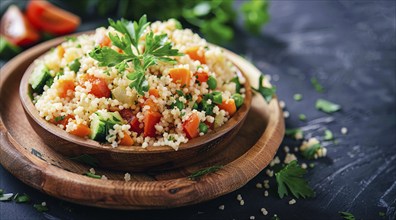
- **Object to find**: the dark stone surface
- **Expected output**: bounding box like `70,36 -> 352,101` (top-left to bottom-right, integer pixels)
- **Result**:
1,1 -> 395,219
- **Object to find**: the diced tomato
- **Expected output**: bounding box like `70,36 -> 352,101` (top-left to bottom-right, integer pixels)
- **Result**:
57,79 -> 75,98
81,75 -> 111,98
99,35 -> 111,47
169,68 -> 191,86
143,111 -> 161,137
26,0 -> 80,35
119,109 -> 143,134
218,99 -> 237,116
119,109 -> 134,122
119,132 -> 134,146
183,113 -> 200,139
195,71 -> 209,83
205,120 -> 214,129
148,88 -> 160,98
54,114 -> 74,127
185,46 -> 206,64
0,5 -> 39,46
69,124 -> 91,137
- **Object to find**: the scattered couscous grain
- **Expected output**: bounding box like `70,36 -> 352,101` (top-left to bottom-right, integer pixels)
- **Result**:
218,205 -> 225,210
288,199 -> 296,205
341,127 -> 348,135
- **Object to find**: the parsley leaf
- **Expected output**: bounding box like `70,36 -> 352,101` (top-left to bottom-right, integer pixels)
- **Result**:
311,77 -> 324,93
189,165 -> 223,181
241,0 -> 270,34
252,75 -> 276,103
275,160 -> 315,199
89,15 -> 181,95
324,129 -> 334,141
285,128 -> 304,140
315,99 -> 341,113
339,211 -> 355,220
14,193 -> 30,203
34,203 -> 49,212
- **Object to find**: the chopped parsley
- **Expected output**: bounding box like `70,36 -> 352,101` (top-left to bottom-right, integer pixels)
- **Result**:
339,211 -> 355,220
89,15 -> 182,95
275,160 -> 315,199
315,99 -> 341,113
54,115 -> 65,122
298,114 -> 307,121
253,75 -> 276,103
324,129 -> 334,141
301,143 -> 323,160
189,165 -> 223,181
311,77 -> 324,93
285,128 -> 304,140
14,193 -> 30,203
84,172 -> 102,179
65,36 -> 77,42
293,93 -> 303,101
33,203 -> 49,212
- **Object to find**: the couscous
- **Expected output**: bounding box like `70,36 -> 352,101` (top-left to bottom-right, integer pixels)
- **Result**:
29,15 -> 246,150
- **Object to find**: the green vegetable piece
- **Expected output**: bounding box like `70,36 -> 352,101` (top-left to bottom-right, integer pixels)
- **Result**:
0,36 -> 22,60
69,59 -> 81,72
298,114 -> 307,121
252,75 -> 276,103
29,65 -> 52,94
65,36 -> 77,42
311,77 -> 324,93
324,129 -> 334,141
230,77 -> 241,93
172,100 -> 184,110
189,165 -> 222,181
232,93 -> 244,108
0,189 -> 3,196
293,93 -> 303,101
315,99 -> 341,113
54,115 -> 65,122
285,128 -> 304,139
0,193 -> 14,202
14,193 -> 30,203
207,76 -> 217,90
339,211 -> 355,220
33,203 -> 49,212
301,143 -> 323,160
85,172 -> 102,179
241,0 -> 270,34
212,91 -> 222,104
275,160 -> 315,199
199,122 -> 208,134
192,102 -> 199,110
176,90 -> 184,96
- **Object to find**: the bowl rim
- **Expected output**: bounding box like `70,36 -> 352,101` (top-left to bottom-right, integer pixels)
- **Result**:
19,37 -> 252,154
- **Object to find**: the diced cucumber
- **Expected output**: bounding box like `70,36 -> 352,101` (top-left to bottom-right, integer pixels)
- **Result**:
89,114 -> 107,142
0,36 -> 21,60
29,65 -> 53,94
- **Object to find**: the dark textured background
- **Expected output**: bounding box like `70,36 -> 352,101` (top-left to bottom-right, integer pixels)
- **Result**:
1,1 -> 395,219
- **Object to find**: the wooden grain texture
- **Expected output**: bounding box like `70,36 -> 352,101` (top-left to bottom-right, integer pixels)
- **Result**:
0,34 -> 284,209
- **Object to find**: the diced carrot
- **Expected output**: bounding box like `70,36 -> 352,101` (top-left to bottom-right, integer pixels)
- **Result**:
185,46 -> 206,64
69,124 -> 91,137
99,35 -> 111,47
54,114 -> 74,127
144,111 -> 162,137
81,75 -> 111,98
218,99 -> 237,116
148,88 -> 160,97
57,45 -> 65,58
119,132 -> 134,146
57,79 -> 75,98
169,68 -> 191,86
197,95 -> 202,103
142,99 -> 158,112
195,71 -> 209,83
183,113 -> 200,139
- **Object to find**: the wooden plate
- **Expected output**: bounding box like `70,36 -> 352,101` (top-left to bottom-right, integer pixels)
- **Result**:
0,35 -> 284,209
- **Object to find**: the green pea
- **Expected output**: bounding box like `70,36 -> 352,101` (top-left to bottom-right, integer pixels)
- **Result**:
232,93 -> 244,108
172,100 -> 184,110
212,91 -> 222,104
199,122 -> 208,134
207,76 -> 217,90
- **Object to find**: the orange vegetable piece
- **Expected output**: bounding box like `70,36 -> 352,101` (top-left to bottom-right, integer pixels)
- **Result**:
141,99 -> 158,112
185,46 -> 206,64
69,124 -> 91,137
218,99 -> 237,116
148,88 -> 160,97
144,111 -> 162,137
169,68 -> 191,86
195,71 -> 209,83
57,79 -> 75,98
119,132 -> 134,146
81,75 -> 111,98
54,114 -> 74,127
197,95 -> 202,103
183,113 -> 200,139
100,35 -> 111,47
57,45 -> 65,58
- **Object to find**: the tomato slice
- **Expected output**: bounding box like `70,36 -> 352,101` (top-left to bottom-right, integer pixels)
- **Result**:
26,0 -> 80,35
0,5 -> 40,46
81,75 -> 111,98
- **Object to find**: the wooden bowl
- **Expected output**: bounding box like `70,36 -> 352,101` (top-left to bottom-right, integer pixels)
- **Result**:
19,37 -> 252,172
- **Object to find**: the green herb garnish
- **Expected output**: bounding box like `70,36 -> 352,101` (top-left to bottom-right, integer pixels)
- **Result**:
315,99 -> 341,113
339,211 -> 355,220
69,59 -> 81,72
275,160 -> 315,199
324,129 -> 334,141
89,15 -> 182,95
54,115 -> 65,122
285,128 -> 304,139
65,36 -> 77,42
293,93 -> 303,101
253,75 -> 276,103
189,165 -> 222,180
298,114 -> 307,121
14,193 -> 30,203
84,172 -> 102,179
311,77 -> 324,93
301,143 -> 323,160
33,203 -> 49,212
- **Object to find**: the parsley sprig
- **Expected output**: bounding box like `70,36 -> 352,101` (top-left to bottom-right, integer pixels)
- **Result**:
252,75 -> 276,103
89,15 -> 182,94
275,160 -> 315,199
